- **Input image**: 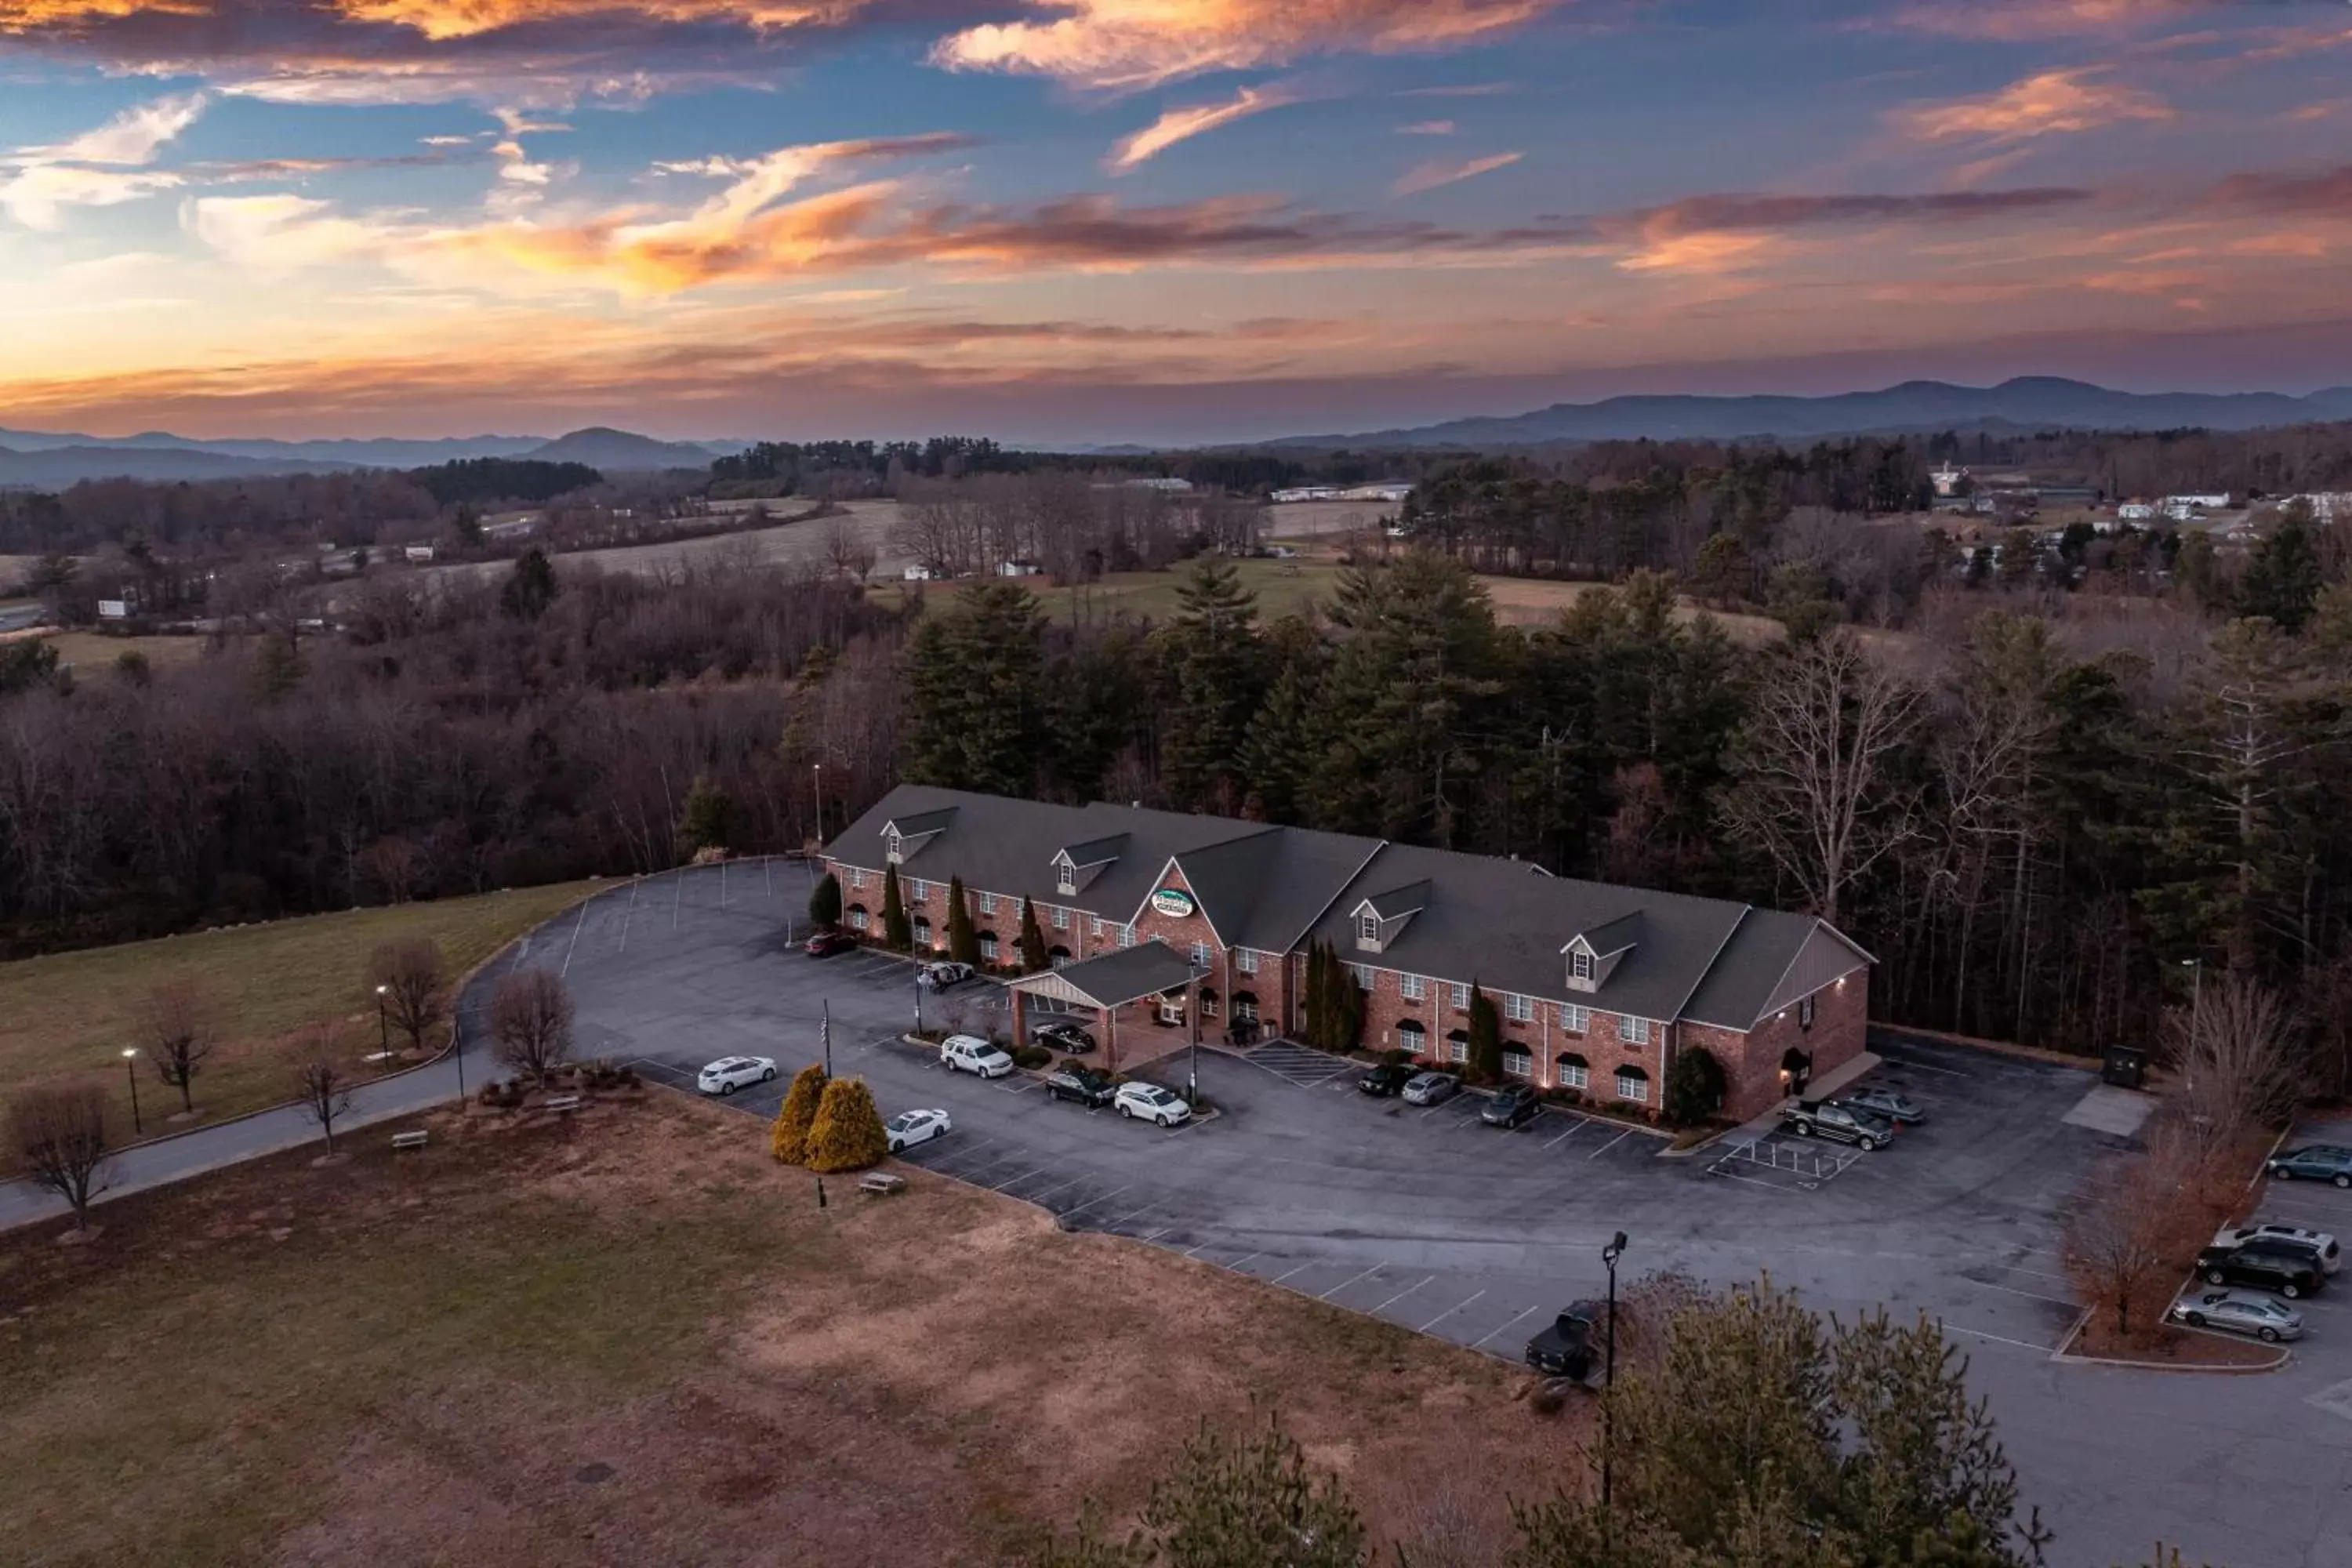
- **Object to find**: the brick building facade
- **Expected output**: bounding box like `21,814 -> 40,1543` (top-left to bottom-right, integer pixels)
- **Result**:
822,786 -> 1871,1123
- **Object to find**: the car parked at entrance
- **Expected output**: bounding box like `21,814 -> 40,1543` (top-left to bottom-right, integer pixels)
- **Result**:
2267,1145 -> 2352,1188
2169,1289 -> 2304,1342
1032,1019 -> 1097,1055
1358,1062 -> 1416,1098
1524,1301 -> 1602,1378
2216,1222 -> 2341,1273
804,929 -> 857,958
919,960 -> 975,989
884,1108 -> 952,1152
1780,1099 -> 1896,1151
1115,1082 -> 1192,1127
1045,1064 -> 1117,1108
940,1033 -> 1014,1078
1838,1085 -> 1925,1126
1401,1072 -> 1459,1107
695,1055 -> 776,1095
2196,1241 -> 2325,1298
1482,1083 -> 1541,1128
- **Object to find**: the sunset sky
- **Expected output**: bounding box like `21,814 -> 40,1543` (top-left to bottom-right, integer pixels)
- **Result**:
1,0 -> 2348,444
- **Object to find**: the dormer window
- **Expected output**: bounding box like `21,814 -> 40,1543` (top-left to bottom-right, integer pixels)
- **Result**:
1057,866 -> 1076,895
1570,949 -> 1595,982
886,829 -> 904,864
1357,913 -> 1381,945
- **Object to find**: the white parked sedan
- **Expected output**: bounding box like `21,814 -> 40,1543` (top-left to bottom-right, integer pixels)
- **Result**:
940,1033 -> 1015,1078
1114,1082 -> 1192,1127
696,1055 -> 777,1095
2169,1289 -> 2305,1342
885,1108 -> 953,1152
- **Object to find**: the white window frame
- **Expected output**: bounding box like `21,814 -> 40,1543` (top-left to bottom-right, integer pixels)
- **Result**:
1349,964 -> 1375,992
1397,1021 -> 1426,1052
1201,992 -> 1218,1018
978,934 -> 998,961
1236,948 -> 1259,975
1091,916 -> 1105,939
1504,992 -> 1533,1023
1447,1036 -> 1469,1065
1051,906 -> 1070,930
886,829 -> 904,863
1190,942 -> 1210,969
1620,1015 -> 1651,1045
1558,1059 -> 1589,1091
979,891 -> 998,915
1502,1048 -> 1533,1079
1616,1069 -> 1650,1103
1450,982 -> 1471,1010
1357,912 -> 1381,943
1799,993 -> 1817,1027
1570,949 -> 1594,982
848,908 -> 869,931
1119,924 -> 1137,948
1058,868 -> 1076,895
849,868 -> 866,890
1562,1005 -> 1591,1036
910,878 -> 929,902
1400,973 -> 1426,1002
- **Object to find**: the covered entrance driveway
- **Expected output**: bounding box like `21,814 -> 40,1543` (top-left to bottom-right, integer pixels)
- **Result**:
1004,942 -> 1204,1081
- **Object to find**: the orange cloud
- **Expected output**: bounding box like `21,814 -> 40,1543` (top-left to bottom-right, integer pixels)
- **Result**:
331,0 -> 845,41
1105,82 -> 1301,172
1880,2 -> 2204,41
934,0 -> 1563,89
1896,67 -> 2173,143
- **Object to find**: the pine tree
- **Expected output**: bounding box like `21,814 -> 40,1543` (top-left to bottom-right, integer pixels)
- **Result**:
2241,503 -> 2323,633
808,872 -> 843,929
805,1076 -> 890,1172
771,1064 -> 826,1164
1160,557 -> 1266,813
881,863 -> 911,949
677,775 -> 733,855
1018,896 -> 1049,971
947,873 -> 981,965
1239,621 -> 1326,823
900,581 -> 1048,795
1466,984 -> 1502,1083
499,546 -> 559,621
1690,531 -> 1751,608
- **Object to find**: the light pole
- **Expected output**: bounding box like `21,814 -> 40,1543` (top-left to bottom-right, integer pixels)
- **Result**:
1187,967 -> 1204,1105
811,762 -> 824,845
374,983 -> 390,1060
1601,1229 -> 1628,1512
2183,956 -> 2203,1025
122,1047 -> 143,1134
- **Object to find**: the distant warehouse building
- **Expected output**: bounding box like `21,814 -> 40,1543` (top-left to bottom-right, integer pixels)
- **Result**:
822,786 -> 1870,1122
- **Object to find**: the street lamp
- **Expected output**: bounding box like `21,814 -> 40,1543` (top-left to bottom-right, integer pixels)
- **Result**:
122,1047 -> 142,1134
811,762 -> 825,844
1601,1229 -> 1628,1511
2182,956 -> 2203,1024
374,982 -> 390,1060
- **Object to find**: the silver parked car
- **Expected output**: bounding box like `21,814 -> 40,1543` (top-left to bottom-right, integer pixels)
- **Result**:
2169,1289 -> 2304,1342
1401,1072 -> 1460,1107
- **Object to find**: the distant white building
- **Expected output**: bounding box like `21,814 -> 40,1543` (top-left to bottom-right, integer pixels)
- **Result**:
902,564 -> 941,582
2161,492 -> 2233,521
2117,503 -> 2157,523
1930,461 -> 1969,499
1270,483 -> 1414,504
405,544 -> 437,563
2290,492 -> 2352,521
996,560 -> 1043,578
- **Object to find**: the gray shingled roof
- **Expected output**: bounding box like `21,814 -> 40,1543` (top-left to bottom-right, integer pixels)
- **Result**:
1018,941 -> 1200,1007
825,785 -> 1864,1031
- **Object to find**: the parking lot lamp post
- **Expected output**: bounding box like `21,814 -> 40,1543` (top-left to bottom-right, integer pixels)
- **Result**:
1601,1229 -> 1628,1511
375,983 -> 390,1058
913,969 -> 923,1038
1188,970 -> 1203,1105
122,1047 -> 143,1134
811,762 -> 823,843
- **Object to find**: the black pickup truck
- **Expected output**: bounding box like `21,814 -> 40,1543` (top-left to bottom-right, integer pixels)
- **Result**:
1779,1098 -> 1896,1152
1524,1302 -> 1603,1379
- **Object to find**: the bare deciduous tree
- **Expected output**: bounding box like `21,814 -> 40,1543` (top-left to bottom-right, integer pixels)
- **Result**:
11,1084 -> 111,1230
1719,633 -> 1925,925
822,513 -> 877,583
369,937 -> 448,1055
2166,972 -> 2302,1161
2060,1150 -> 2188,1340
296,1044 -> 354,1155
139,975 -> 216,1115
491,969 -> 574,1083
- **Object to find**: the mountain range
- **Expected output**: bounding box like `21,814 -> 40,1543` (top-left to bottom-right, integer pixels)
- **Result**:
1269,377 -> 2352,449
0,424 -> 740,488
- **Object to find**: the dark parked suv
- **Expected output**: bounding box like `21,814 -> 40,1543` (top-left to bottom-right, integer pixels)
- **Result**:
2197,1241 -> 2326,1298
1358,1062 -> 1416,1098
1044,1064 -> 1117,1109
1481,1083 -> 1541,1128
1524,1301 -> 1602,1378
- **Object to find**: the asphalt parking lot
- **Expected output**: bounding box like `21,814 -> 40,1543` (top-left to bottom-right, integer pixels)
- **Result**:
535,862 -> 2352,1567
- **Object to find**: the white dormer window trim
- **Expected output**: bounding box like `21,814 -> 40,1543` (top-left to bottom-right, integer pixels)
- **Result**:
1570,949 -> 1595,982
1357,912 -> 1381,944
886,829 -> 905,864
1055,854 -> 1077,895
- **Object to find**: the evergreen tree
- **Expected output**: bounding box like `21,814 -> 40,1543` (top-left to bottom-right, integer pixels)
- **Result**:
2240,503 -> 2323,633
499,546 -> 559,621
255,630 -> 304,701
1466,984 -> 1502,1083
946,873 -> 981,965
677,774 -> 734,855
901,581 -> 1049,795
805,1076 -> 890,1172
1018,896 -> 1049,971
1160,557 -> 1266,812
881,863 -> 911,950
808,871 -> 843,930
1239,619 -> 1327,823
1664,1044 -> 1727,1124
771,1064 -> 826,1164
1690,531 -> 1751,607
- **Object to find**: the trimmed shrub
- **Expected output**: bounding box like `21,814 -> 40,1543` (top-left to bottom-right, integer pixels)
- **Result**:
881,864 -> 911,949
808,871 -> 843,929
1664,1045 -> 1728,1126
806,1076 -> 890,1173
946,875 -> 981,966
771,1064 -> 827,1164
1466,985 -> 1503,1085
1012,1044 -> 1053,1069
1018,897 -> 1049,971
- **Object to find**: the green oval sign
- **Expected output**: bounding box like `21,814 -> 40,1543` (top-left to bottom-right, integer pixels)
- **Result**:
1150,888 -> 1196,918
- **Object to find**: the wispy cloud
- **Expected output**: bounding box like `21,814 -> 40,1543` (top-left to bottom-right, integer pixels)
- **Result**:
1106,82 -> 1303,172
1392,151 -> 1521,196
1,90 -> 207,228
1896,67 -> 2174,143
1396,119 -> 1456,135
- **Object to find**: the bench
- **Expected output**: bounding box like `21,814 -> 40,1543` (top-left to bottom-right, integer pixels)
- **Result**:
390,1131 -> 430,1152
858,1172 -> 907,1197
543,1094 -> 583,1114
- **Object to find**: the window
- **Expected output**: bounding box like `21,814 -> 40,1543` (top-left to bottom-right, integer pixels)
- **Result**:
1561,1005 -> 1590,1036
849,868 -> 866,889
913,916 -> 932,943
1233,993 -> 1259,1022
1057,866 -> 1076,895
1450,982 -> 1471,1010
1050,948 -> 1070,971
1570,949 -> 1594,982
1051,906 -> 1070,930
1447,1033 -> 1469,1065
1503,1048 -> 1532,1079
1617,1066 -> 1650,1103
1236,948 -> 1259,975
1200,990 -> 1219,1018
1798,993 -> 1817,1028
1400,973 -> 1426,1002
1349,963 -> 1376,992
1504,993 -> 1533,1023
848,908 -> 869,931
1620,1015 -> 1651,1045
886,829 -> 904,863
979,891 -> 998,915
1556,1054 -> 1589,1091
1397,1020 -> 1426,1053
979,934 -> 998,961
1091,916 -> 1105,939
1119,924 -> 1137,948
910,879 -> 929,902
1357,912 -> 1381,943
1190,942 -> 1210,969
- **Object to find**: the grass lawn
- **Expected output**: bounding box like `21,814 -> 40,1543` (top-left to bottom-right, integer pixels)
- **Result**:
42,631 -> 212,674
0,1094 -> 1579,1566
0,882 -> 599,1145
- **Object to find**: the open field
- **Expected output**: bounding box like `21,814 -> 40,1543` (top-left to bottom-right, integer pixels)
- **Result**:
42,630 -> 211,673
0,882 -> 598,1145
0,1092 -> 1576,1567
410,499 -> 858,593
1263,499 -> 1403,539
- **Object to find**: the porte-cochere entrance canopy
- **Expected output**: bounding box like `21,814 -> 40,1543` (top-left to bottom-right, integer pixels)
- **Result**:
1004,940 -> 1199,1011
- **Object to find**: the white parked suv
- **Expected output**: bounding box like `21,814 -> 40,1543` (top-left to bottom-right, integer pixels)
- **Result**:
940,1033 -> 1014,1079
1114,1082 -> 1192,1127
920,960 -> 975,989
696,1055 -> 777,1095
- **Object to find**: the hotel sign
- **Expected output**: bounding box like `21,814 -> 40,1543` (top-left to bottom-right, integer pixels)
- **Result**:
1149,887 -> 1196,918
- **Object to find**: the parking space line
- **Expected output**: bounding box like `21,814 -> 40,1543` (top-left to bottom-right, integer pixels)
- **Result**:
1319,1264 -> 1385,1301
1542,1121 -> 1585,1149
989,1167 -> 1046,1192
1271,1261 -> 1315,1285
1417,1289 -> 1484,1332
1227,1250 -> 1262,1272
1027,1175 -> 1088,1204
1472,1304 -> 1541,1349
1057,1185 -> 1130,1219
2003,1265 -> 2074,1286
1370,1276 -> 1437,1314
1944,1323 -> 2059,1354
1100,1203 -> 1157,1229
1875,1052 -> 1970,1077
1588,1128 -> 1634,1160
1973,1279 -> 2075,1309
1139,1225 -> 1175,1242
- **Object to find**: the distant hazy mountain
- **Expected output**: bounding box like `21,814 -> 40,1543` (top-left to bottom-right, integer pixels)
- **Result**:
523,427 -> 717,470
1271,378 -> 2352,449
0,423 -> 741,488
0,426 -> 547,465
0,443 -> 371,488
